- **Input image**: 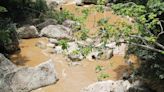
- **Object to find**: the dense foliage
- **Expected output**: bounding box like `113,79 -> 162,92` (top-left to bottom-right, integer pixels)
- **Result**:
109,0 -> 164,84
0,0 -> 48,23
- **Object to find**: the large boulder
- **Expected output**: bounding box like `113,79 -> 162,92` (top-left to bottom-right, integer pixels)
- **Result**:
17,25 -> 39,39
10,59 -> 57,92
0,54 -> 58,92
81,80 -> 131,92
40,25 -> 72,40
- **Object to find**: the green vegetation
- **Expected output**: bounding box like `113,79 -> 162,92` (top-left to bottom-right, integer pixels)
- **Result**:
97,73 -> 110,81
72,50 -> 81,55
58,39 -> 68,49
97,0 -> 107,5
111,3 -> 146,17
74,28 -> 89,40
80,46 -> 92,57
47,9 -> 75,24
109,0 -> 164,83
95,65 -> 105,73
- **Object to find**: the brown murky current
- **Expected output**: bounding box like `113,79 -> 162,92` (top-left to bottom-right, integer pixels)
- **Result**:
10,3 -> 138,92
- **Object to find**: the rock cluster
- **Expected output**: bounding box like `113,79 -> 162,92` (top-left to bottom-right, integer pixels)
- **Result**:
20,18 -> 126,62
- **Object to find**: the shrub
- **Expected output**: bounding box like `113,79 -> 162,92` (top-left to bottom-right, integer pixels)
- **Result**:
0,20 -> 20,54
46,9 -> 75,24
57,39 -> 68,50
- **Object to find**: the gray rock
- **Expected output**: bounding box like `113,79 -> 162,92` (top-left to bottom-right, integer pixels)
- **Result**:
68,53 -> 84,61
100,49 -> 113,60
128,80 -> 152,92
17,25 -> 39,39
82,0 -> 108,4
81,80 -> 131,92
75,0 -> 84,6
54,46 -> 63,54
48,1 -> 59,9
68,62 -> 82,67
67,42 -> 79,54
62,20 -> 76,28
77,40 -> 90,47
105,42 -> 116,49
86,50 -> 101,61
11,59 -> 57,92
36,19 -> 57,30
86,38 -> 94,45
63,20 -> 81,32
106,42 -> 127,56
47,43 -> 56,48
0,53 -> 17,77
40,25 -> 72,40
113,43 -> 127,56
46,0 -> 67,6
48,38 -> 58,44
0,54 -> 58,92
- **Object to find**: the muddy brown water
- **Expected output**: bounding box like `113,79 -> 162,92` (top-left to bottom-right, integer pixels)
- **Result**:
10,38 -> 138,92
10,3 -> 138,92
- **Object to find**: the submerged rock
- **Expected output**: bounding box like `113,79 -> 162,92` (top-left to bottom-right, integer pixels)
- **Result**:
0,54 -> 58,92
35,41 -> 47,49
17,25 -> 39,39
40,25 -> 72,40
